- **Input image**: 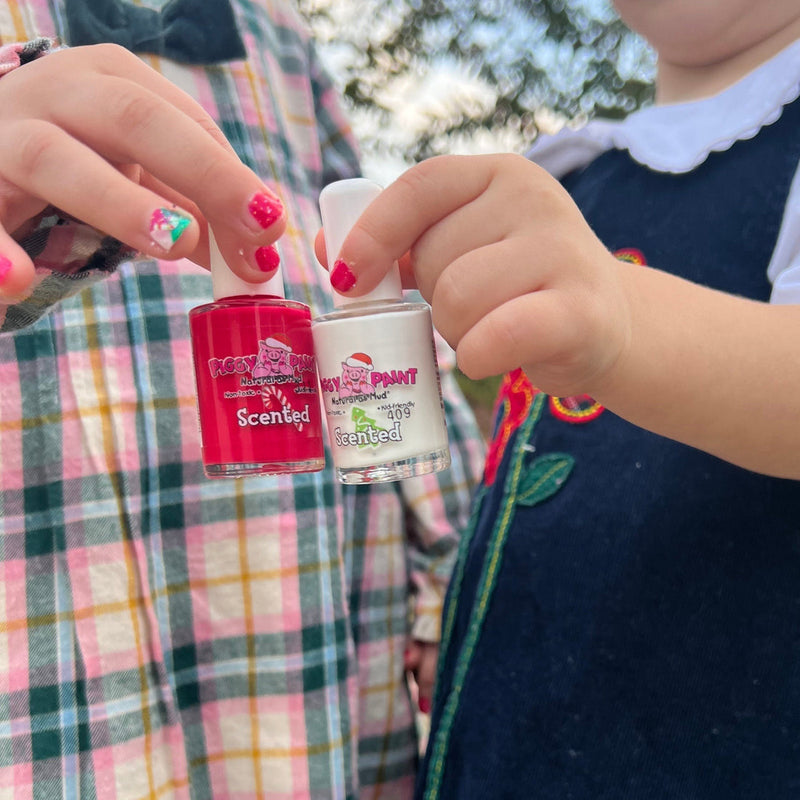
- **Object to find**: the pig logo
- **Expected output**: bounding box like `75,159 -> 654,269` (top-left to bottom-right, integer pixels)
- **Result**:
339,352 -> 376,398
252,334 -> 294,379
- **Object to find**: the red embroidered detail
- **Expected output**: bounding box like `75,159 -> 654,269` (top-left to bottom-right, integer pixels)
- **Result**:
549,394 -> 605,423
483,248 -> 646,476
614,247 -> 647,265
483,368 -> 537,486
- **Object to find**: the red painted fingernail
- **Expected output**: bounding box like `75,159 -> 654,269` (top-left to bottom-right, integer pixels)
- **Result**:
248,192 -> 284,230
330,259 -> 356,292
418,696 -> 431,714
0,255 -> 12,283
254,245 -> 280,273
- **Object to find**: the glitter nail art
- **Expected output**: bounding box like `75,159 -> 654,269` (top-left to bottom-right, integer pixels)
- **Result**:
254,245 -> 281,273
150,208 -> 192,251
248,192 -> 284,229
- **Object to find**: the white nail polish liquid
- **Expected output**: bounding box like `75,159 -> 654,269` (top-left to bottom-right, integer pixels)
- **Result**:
311,179 -> 451,484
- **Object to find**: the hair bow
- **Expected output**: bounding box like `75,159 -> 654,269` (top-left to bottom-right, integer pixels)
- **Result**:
65,0 -> 246,64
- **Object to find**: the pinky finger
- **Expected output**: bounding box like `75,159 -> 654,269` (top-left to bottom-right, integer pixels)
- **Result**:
455,291 -> 566,382
0,228 -> 35,300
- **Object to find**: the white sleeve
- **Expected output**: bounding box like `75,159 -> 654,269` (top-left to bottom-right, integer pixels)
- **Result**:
525,124 -> 612,177
768,159 -> 800,304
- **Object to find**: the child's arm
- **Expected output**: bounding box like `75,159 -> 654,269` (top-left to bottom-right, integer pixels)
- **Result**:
0,42 -> 287,300
317,153 -> 800,480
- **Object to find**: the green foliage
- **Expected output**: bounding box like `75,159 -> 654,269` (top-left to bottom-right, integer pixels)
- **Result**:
298,0 -> 655,162
454,370 -> 501,438
454,368 -> 501,410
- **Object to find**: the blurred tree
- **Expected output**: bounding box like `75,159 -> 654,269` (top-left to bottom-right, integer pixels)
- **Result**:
298,0 -> 655,164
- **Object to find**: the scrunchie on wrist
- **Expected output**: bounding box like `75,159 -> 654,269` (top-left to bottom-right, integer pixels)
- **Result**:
0,37 -> 136,332
0,38 -> 54,77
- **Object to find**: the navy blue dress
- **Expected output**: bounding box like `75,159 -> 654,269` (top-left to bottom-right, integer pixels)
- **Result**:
418,97 -> 800,800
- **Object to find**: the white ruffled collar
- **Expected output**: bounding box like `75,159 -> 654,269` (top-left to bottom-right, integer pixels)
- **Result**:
528,38 -> 800,176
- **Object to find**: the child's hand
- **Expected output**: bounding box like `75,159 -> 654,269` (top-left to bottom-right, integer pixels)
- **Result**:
318,155 -> 800,479
316,154 -> 631,399
404,640 -> 438,714
0,44 -> 287,296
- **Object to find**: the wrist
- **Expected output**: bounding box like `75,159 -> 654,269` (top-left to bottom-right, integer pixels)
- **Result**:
582,254 -> 639,403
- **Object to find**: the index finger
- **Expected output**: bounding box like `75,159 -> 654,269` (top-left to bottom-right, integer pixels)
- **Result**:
86,44 -> 237,157
23,45 -> 285,278
49,73 -> 284,242
326,155 -> 497,297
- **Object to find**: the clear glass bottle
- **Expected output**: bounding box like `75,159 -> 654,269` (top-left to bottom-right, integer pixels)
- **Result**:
189,232 -> 324,478
312,179 -> 450,484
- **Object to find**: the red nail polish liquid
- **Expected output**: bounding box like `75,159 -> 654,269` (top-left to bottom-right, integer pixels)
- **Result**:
189,232 -> 324,478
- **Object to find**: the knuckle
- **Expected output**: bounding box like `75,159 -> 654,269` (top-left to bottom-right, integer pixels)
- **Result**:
493,154 -> 560,213
394,162 -> 432,197
430,285 -> 467,347
486,312 -> 524,360
192,155 -> 231,196
15,121 -> 58,175
395,155 -> 454,199
430,309 -> 458,351
346,206 -> 393,262
109,87 -> 159,138
88,42 -> 138,70
350,205 -> 385,244
195,114 -> 232,151
431,263 -> 465,320
506,177 -> 536,212
90,175 -> 124,218
491,151 -> 530,176
506,164 -> 543,205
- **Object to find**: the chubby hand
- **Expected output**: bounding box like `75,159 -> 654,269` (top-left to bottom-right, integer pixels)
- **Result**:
404,640 -> 438,714
0,43 -> 286,297
315,154 -> 632,399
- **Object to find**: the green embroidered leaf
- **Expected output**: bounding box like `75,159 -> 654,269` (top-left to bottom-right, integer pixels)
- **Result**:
517,453 -> 574,507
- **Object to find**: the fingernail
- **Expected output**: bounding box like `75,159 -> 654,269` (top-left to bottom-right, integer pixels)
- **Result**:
254,244 -> 280,273
418,696 -> 431,714
330,259 -> 356,292
248,191 -> 284,230
0,255 -> 12,284
150,207 -> 192,252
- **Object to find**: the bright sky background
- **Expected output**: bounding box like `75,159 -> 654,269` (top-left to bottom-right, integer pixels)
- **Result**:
310,0 -> 653,184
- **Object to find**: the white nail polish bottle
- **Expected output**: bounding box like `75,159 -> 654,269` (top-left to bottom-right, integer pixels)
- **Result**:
311,178 -> 451,484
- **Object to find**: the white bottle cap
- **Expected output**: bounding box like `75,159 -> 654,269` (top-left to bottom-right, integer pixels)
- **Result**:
209,227 -> 285,300
319,178 -> 403,309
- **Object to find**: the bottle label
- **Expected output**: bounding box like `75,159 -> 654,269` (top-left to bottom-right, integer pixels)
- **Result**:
205,336 -> 318,426
313,307 -> 449,470
189,303 -> 324,473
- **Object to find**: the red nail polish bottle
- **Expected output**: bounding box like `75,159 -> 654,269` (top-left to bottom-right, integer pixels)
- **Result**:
189,231 -> 325,478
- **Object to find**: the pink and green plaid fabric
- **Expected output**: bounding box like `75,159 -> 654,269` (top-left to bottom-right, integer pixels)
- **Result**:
0,2 -> 485,797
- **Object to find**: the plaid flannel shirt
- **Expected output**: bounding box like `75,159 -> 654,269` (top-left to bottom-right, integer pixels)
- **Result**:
0,1 -> 485,797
